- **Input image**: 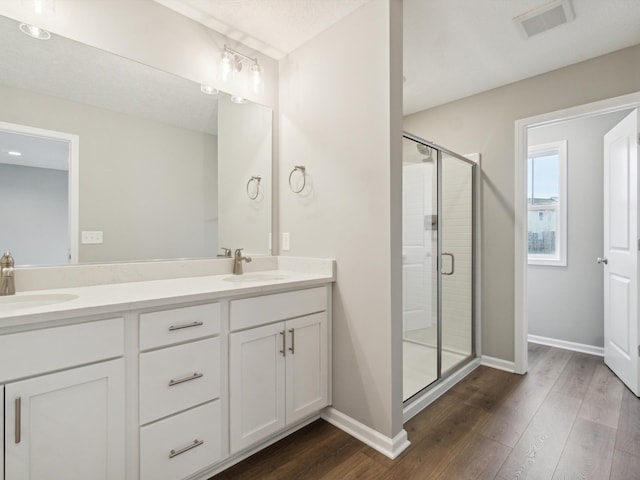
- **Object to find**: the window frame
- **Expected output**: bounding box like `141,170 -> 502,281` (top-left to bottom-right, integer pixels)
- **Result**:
527,140 -> 567,267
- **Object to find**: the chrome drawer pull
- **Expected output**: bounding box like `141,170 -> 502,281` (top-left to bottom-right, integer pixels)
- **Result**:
15,397 -> 21,444
168,372 -> 203,387
169,439 -> 204,459
168,321 -> 204,331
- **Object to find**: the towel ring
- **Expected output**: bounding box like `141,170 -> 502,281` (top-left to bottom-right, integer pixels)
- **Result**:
246,175 -> 262,200
288,165 -> 306,194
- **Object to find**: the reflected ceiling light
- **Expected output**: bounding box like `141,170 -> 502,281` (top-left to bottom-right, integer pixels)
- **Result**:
200,84 -> 219,95
19,22 -> 51,39
220,45 -> 264,94
7,151 -> 22,156
22,0 -> 55,16
230,95 -> 248,104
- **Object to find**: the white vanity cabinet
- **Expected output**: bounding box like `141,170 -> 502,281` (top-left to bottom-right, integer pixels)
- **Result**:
0,318 -> 126,480
229,287 -> 329,453
138,303 -> 223,480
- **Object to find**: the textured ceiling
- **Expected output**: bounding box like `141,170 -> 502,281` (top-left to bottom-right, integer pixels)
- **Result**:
156,0 -> 640,115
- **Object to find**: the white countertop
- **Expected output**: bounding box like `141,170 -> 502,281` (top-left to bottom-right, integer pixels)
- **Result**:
0,269 -> 334,328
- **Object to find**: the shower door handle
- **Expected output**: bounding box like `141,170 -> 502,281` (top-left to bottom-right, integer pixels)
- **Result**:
441,252 -> 455,275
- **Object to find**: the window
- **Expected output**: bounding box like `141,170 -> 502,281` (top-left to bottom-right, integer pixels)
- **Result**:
527,140 -> 567,266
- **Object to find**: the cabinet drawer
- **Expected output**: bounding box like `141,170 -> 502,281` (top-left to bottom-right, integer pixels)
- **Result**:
0,318 -> 124,382
140,400 -> 221,480
230,287 -> 327,331
140,303 -> 220,350
139,337 -> 220,424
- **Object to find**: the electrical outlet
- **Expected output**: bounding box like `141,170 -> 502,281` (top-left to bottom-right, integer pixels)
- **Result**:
282,232 -> 290,251
81,231 -> 103,244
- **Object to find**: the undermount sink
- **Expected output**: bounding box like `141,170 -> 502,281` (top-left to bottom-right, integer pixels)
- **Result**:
0,293 -> 79,309
223,273 -> 287,283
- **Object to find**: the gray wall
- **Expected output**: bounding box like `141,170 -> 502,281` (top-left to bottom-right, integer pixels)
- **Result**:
279,0 -> 404,438
0,164 -> 68,265
404,43 -> 640,362
0,83 -> 218,263
527,110 -> 630,348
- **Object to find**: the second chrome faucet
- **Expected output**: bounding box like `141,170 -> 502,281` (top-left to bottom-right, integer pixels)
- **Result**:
233,248 -> 252,275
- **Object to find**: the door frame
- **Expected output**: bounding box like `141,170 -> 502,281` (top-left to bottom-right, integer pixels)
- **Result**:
514,91 -> 640,374
0,121 -> 79,264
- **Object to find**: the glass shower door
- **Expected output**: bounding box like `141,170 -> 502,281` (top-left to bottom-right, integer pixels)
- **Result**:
439,152 -> 475,377
402,133 -> 475,403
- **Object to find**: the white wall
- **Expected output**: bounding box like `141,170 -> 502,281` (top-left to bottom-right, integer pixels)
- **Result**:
279,0 -> 404,439
527,110 -> 630,348
0,0 -> 278,109
405,44 -> 640,362
218,96 -> 272,256
0,164 -> 68,265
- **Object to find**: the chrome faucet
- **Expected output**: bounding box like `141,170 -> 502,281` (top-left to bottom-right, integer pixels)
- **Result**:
0,252 -> 15,296
233,248 -> 252,275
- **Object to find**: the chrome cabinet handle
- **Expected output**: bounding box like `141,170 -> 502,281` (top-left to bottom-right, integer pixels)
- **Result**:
15,397 -> 21,444
168,372 -> 203,387
280,330 -> 286,357
169,439 -> 204,459
442,252 -> 455,275
288,328 -> 295,354
168,321 -> 204,331
597,257 -> 608,265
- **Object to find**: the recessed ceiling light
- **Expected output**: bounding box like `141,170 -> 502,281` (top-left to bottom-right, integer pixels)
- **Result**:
7,151 -> 22,156
230,95 -> 248,104
19,22 -> 51,40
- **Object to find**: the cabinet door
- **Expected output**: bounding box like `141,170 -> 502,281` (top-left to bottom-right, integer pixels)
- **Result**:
4,359 -> 125,480
285,312 -> 329,424
229,322 -> 286,454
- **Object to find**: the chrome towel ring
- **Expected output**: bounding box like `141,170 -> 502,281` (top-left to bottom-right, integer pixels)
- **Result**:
288,165 -> 306,193
246,175 -> 262,200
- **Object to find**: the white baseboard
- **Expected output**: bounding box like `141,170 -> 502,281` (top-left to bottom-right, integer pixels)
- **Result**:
481,355 -> 516,372
320,407 -> 410,459
528,334 -> 604,357
403,357 -> 481,423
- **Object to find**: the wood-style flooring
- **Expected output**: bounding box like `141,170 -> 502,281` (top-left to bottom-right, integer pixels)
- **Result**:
211,344 -> 640,479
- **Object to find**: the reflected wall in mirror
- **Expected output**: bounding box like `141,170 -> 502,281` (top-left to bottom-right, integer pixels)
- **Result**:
0,14 -> 272,266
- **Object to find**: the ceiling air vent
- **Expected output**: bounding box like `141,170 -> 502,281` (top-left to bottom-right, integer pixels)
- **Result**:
514,0 -> 575,38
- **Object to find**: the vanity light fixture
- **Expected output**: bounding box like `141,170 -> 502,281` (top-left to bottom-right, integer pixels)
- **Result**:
220,45 -> 264,95
200,84 -> 219,95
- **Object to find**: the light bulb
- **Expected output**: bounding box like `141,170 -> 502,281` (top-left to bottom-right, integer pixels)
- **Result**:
221,50 -> 233,82
21,0 -> 55,16
251,63 -> 264,94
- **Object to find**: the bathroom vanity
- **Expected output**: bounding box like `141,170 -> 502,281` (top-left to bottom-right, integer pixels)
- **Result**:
0,258 -> 334,480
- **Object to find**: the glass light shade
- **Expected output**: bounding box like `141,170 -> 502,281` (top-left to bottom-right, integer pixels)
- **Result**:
251,63 -> 264,94
21,0 -> 55,16
220,50 -> 233,82
200,84 -> 219,95
19,23 -> 51,39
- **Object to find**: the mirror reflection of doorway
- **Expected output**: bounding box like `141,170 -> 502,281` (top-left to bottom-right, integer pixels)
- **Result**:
0,123 -> 76,265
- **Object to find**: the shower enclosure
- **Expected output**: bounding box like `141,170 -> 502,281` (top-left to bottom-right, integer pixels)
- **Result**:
402,133 -> 476,402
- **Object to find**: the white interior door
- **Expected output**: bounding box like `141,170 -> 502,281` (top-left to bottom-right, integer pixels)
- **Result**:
402,162 -> 435,335
603,108 -> 639,396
